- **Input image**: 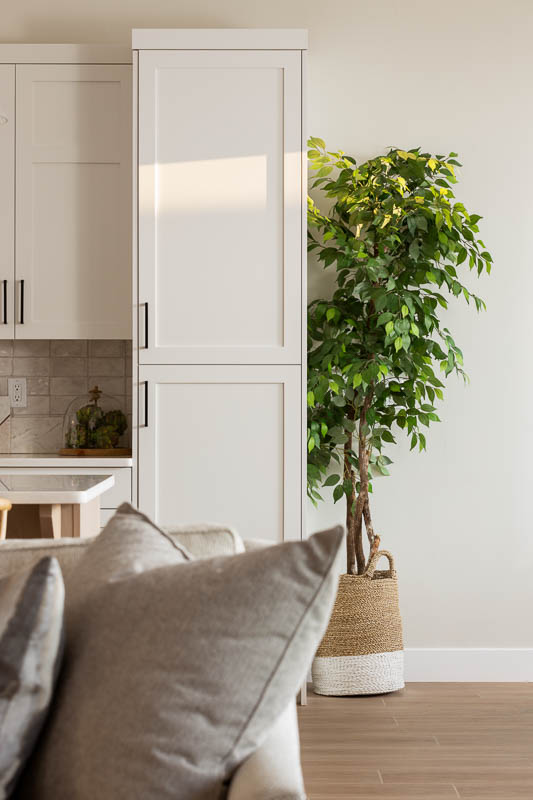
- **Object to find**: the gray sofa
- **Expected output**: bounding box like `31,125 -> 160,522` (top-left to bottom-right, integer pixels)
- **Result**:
0,526 -> 307,800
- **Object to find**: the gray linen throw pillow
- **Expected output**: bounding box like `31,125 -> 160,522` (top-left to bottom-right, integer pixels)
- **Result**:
20,508 -> 342,800
0,558 -> 65,799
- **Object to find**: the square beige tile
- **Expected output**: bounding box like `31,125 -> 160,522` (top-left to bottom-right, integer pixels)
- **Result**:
13,340 -> 50,357
0,358 -> 12,376
51,357 -> 87,377
89,340 -> 125,357
27,377 -> 50,395
88,358 -> 125,377
13,357 -> 50,376
10,416 -> 63,453
51,340 -> 88,357
50,377 -> 88,396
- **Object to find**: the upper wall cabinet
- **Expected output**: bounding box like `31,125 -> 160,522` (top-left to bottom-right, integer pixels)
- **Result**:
15,63 -> 132,339
138,47 -> 302,364
0,66 -> 15,339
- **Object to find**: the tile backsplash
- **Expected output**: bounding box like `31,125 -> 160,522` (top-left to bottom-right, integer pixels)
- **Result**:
0,340 -> 132,453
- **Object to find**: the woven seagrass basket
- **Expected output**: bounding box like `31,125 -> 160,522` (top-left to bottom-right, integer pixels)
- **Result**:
312,550 -> 404,695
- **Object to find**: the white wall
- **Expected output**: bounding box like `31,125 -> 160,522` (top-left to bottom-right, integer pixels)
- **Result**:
4,0 -> 532,662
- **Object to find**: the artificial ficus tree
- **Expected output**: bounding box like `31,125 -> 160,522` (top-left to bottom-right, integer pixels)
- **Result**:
306,139 -> 492,576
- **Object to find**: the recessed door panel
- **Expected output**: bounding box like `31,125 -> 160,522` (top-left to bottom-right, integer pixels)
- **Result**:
16,64 -> 131,339
138,50 -> 302,364
137,365 -> 301,542
0,66 -> 14,338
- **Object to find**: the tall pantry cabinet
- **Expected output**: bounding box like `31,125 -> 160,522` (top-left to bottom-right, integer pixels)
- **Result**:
133,30 -> 307,542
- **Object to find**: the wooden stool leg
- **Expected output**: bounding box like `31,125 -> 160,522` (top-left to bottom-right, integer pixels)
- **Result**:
39,504 -> 62,538
0,508 -> 8,539
0,499 -> 12,539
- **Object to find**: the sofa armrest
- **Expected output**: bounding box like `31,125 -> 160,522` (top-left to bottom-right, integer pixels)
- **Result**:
228,701 -> 306,800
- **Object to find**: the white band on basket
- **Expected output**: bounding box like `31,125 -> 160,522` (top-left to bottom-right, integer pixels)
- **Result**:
312,651 -> 404,696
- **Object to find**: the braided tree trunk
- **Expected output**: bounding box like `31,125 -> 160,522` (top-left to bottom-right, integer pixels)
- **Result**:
344,389 -> 379,575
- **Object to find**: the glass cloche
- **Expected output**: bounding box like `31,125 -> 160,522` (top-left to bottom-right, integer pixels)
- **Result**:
60,385 -> 131,455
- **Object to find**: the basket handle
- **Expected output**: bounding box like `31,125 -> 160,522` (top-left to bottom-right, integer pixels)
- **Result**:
365,550 -> 396,580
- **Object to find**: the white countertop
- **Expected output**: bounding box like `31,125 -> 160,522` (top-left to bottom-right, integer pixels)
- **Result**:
0,454 -> 132,468
0,474 -> 115,504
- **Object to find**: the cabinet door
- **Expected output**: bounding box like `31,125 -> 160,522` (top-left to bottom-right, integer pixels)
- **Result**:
0,66 -> 14,338
16,64 -> 131,339
138,50 -> 302,364
137,365 -> 301,542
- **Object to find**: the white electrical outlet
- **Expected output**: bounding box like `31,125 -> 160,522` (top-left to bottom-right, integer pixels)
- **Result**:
8,377 -> 27,408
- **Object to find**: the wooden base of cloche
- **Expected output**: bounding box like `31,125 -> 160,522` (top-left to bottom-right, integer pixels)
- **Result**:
58,448 -> 132,457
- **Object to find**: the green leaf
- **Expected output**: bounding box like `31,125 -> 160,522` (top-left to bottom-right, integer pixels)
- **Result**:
395,337 -> 403,352
409,240 -> 420,259
323,474 -> 340,486
326,308 -> 336,322
343,479 -> 353,497
333,484 -> 344,503
307,436 -> 315,453
385,321 -> 394,335
401,304 -> 409,318
308,136 -> 326,150
307,391 -> 315,407
352,373 -> 363,388
457,247 -> 467,265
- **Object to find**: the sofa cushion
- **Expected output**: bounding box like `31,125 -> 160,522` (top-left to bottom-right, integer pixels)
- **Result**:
0,558 -> 64,797
19,515 -> 343,800
227,701 -> 306,800
61,503 -> 193,603
0,537 -> 93,582
0,519 -> 246,581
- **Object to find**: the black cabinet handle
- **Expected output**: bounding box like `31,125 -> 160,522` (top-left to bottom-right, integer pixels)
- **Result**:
2,280 -> 6,325
144,381 -> 149,427
19,280 -> 24,324
143,302 -> 149,349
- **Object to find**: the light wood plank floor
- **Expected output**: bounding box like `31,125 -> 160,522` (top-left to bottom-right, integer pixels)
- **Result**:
297,683 -> 533,799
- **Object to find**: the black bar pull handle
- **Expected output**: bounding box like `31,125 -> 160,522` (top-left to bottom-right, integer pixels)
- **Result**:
2,280 -> 7,324
144,302 -> 149,349
144,381 -> 149,427
19,280 -> 24,324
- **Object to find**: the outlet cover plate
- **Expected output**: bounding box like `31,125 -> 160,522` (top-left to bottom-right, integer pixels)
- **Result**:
8,377 -> 27,408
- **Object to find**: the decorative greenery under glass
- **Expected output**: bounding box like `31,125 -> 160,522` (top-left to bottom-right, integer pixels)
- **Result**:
63,385 -> 128,450
307,139 -> 492,575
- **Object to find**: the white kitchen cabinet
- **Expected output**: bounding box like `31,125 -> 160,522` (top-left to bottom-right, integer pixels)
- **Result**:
137,365 -> 301,542
0,46 -> 132,340
0,65 -> 14,339
134,30 -> 307,543
15,63 -> 132,339
137,46 -> 302,365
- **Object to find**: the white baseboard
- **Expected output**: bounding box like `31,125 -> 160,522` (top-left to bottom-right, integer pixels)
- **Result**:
404,648 -> 533,682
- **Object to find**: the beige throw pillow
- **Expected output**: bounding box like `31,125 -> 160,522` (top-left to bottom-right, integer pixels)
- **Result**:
20,506 -> 342,800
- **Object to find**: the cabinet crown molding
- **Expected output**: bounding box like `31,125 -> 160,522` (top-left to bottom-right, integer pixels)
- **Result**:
0,44 -> 132,64
132,28 -> 308,51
